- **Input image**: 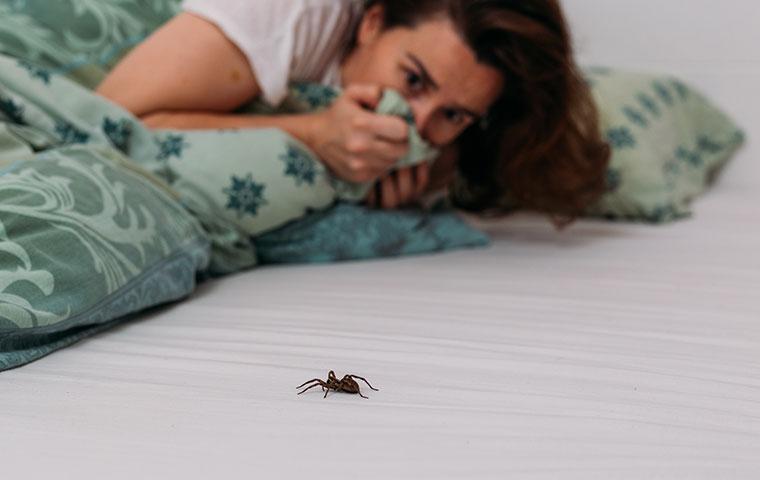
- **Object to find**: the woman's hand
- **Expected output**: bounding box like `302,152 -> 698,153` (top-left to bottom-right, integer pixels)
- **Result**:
365,142 -> 459,209
364,162 -> 431,209
310,84 -> 410,184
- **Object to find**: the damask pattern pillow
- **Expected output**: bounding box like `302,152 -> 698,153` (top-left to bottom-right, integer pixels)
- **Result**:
0,0 -> 180,89
0,146 -> 210,372
582,67 -> 745,223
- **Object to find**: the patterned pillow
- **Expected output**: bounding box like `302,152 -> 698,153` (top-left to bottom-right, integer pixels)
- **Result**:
160,87 -> 439,238
582,67 -> 745,222
0,51 -> 209,371
0,146 -> 210,372
255,199 -> 489,264
243,84 -> 488,264
0,0 -> 180,89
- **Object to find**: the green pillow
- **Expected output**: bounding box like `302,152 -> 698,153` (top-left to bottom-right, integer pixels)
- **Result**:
0,145 -> 210,371
583,67 -> 745,222
161,86 -> 439,238
245,83 -> 439,202
0,0 -> 180,89
255,199 -> 490,264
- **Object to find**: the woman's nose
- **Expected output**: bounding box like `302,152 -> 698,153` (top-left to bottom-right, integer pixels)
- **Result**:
408,99 -> 437,143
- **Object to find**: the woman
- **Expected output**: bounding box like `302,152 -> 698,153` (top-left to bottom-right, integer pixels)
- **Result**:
97,0 -> 610,230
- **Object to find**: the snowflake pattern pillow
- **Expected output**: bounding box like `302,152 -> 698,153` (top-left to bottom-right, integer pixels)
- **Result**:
156,86 -> 440,240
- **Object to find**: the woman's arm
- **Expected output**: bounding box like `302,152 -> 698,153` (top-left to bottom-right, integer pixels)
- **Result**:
141,84 -> 411,186
96,12 -> 260,117
140,110 -> 323,146
99,13 -> 410,185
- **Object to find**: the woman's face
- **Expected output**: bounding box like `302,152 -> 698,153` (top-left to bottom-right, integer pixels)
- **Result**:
341,5 -> 505,148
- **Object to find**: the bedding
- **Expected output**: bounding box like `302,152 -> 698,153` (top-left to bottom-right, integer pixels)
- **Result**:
0,48 -> 462,264
0,0 -> 180,89
582,67 -> 746,222
254,199 -> 489,265
1,1 -> 758,478
0,145 -> 210,371
453,67 -> 746,223
0,0 -> 746,224
0,52 -> 484,371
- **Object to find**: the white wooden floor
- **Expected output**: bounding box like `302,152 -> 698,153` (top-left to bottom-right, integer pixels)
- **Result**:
1,2 -> 759,478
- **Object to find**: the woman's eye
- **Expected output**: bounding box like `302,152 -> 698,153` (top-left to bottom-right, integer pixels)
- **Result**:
444,109 -> 466,125
405,70 -> 424,93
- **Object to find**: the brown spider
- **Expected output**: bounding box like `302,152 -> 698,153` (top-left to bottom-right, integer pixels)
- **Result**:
296,370 -> 379,399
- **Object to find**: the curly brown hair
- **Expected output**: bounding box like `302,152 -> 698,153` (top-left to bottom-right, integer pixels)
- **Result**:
363,0 -> 611,230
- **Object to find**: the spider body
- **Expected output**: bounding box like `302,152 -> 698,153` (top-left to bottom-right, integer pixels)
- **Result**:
296,370 -> 379,399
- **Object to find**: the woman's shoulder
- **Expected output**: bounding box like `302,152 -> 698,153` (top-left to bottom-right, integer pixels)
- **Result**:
182,0 -> 364,105
284,0 -> 365,28
183,0 -> 362,20
182,0 -> 363,44
290,0 -> 365,28
300,0 -> 364,9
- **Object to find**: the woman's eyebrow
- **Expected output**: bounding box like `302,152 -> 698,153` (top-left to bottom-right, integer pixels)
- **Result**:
406,51 -> 485,119
406,52 -> 439,89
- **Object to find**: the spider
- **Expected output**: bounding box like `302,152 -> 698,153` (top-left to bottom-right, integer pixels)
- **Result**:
296,370 -> 379,399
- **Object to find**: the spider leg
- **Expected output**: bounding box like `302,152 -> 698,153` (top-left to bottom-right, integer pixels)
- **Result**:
297,381 -> 328,395
323,387 -> 330,399
348,375 -> 379,391
296,378 -> 322,389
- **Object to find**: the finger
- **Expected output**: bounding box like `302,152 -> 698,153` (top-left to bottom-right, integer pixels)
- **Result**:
344,84 -> 383,110
366,138 -> 409,165
380,175 -> 399,210
352,148 -> 410,181
374,182 -> 384,208
365,187 -> 376,207
414,162 -> 431,196
373,182 -> 383,208
394,168 -> 415,205
368,182 -> 383,208
364,113 -> 409,143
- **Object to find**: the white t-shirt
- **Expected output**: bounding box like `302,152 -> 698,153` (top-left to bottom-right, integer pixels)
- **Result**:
182,0 -> 365,106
